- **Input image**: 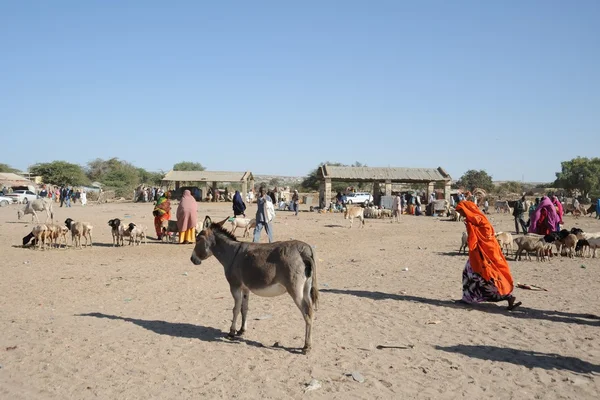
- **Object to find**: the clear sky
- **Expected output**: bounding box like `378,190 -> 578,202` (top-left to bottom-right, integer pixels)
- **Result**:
1,1 -> 598,182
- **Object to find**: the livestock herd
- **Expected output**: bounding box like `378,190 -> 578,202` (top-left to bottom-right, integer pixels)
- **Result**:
460,228 -> 600,262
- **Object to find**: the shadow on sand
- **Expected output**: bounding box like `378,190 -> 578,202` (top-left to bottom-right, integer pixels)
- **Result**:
435,344 -> 600,374
321,289 -> 600,327
77,312 -> 303,354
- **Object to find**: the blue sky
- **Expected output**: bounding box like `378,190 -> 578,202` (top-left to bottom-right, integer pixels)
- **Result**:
1,1 -> 598,182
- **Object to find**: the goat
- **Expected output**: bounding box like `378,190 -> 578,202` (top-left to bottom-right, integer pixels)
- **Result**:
344,207 -> 365,228
459,232 -> 468,254
575,239 -> 590,257
46,223 -> 69,249
559,234 -> 577,258
514,236 -> 546,261
31,224 -> 48,250
125,223 -> 146,245
65,218 -> 93,248
229,217 -> 257,238
588,237 -> 600,258
495,232 -> 513,257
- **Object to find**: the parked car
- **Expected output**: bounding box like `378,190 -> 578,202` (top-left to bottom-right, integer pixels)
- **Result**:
5,190 -> 39,204
345,192 -> 373,206
0,195 -> 14,207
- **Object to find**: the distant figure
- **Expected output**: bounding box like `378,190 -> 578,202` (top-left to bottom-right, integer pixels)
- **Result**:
292,190 -> 299,216
456,201 -> 521,310
65,188 -> 72,208
60,187 -> 67,207
551,195 -> 564,231
597,198 -> 600,220
573,197 -> 580,212
526,197 -> 539,227
429,193 -> 435,203
232,190 -> 246,217
513,196 -> 527,234
483,199 -> 489,214
253,187 -> 274,243
80,190 -> 87,206
177,190 -> 198,244
153,192 -> 172,240
392,194 -> 401,222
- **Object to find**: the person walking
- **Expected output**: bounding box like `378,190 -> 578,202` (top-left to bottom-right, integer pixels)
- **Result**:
65,187 -> 72,208
253,187 -> 274,243
513,196 -> 527,234
80,190 -> 87,206
177,190 -> 198,244
232,190 -> 246,217
292,190 -> 299,216
60,187 -> 66,207
392,194 -> 401,222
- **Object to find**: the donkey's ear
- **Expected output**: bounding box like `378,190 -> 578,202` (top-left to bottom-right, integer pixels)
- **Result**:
216,216 -> 229,227
203,216 -> 212,229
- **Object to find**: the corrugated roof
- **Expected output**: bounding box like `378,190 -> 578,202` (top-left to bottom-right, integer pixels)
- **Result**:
318,165 -> 451,182
162,170 -> 254,182
0,172 -> 34,186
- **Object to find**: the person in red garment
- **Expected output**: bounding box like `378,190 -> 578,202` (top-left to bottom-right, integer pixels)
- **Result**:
456,200 -> 521,310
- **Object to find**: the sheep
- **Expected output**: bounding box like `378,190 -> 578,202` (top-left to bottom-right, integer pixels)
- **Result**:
449,208 -> 462,222
108,219 -> 124,246
514,236 -> 547,261
45,223 -> 69,249
588,237 -> 600,258
229,217 -> 257,238
495,232 -> 513,257
459,232 -> 468,254
559,234 -> 578,258
65,218 -> 93,248
344,207 -> 365,228
575,239 -> 590,258
17,199 -> 54,223
125,223 -> 147,246
161,220 -> 179,243
31,224 -> 48,250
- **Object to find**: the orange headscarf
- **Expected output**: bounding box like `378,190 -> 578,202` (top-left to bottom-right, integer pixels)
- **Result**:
456,201 -> 514,296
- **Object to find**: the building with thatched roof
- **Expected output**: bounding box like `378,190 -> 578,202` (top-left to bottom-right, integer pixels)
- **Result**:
0,172 -> 35,190
317,165 -> 452,206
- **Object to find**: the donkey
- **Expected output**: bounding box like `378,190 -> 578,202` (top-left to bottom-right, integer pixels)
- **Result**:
190,216 -> 319,354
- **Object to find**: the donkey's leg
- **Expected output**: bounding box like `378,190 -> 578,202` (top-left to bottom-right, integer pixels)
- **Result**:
228,287 -> 243,338
290,281 -> 314,354
238,288 -> 250,336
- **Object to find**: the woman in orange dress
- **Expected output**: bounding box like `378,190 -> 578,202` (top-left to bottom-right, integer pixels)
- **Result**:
456,200 -> 521,310
153,191 -> 172,240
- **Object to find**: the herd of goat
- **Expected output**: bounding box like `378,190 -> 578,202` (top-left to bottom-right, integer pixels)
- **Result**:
459,228 -> 600,261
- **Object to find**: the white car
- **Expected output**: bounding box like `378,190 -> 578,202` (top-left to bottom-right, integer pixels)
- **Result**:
345,192 -> 373,206
0,195 -> 14,207
5,190 -> 39,204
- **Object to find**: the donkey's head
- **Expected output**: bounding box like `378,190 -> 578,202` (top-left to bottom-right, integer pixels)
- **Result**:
190,216 -> 230,265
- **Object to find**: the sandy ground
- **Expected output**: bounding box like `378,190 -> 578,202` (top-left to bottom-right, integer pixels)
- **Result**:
0,200 -> 599,399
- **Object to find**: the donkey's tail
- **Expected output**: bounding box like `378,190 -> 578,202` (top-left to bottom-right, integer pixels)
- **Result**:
304,244 -> 319,311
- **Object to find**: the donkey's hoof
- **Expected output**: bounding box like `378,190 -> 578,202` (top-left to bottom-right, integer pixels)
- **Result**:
227,330 -> 236,339
302,346 -> 311,355
235,329 -> 245,336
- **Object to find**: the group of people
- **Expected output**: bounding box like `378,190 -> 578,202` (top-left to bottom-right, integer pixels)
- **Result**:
526,194 -> 565,235
233,187 -> 282,242
137,187 -> 164,203
152,190 -> 197,244
54,187 -> 87,207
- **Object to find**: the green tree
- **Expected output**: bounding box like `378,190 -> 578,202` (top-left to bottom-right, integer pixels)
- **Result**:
0,163 -> 19,173
456,170 -> 494,192
173,161 -> 205,171
554,157 -> 600,198
85,158 -> 158,197
29,161 -> 89,186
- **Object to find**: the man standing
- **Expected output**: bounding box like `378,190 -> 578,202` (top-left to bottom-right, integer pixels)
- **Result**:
392,194 -> 402,223
60,186 -> 67,207
253,187 -> 274,243
292,190 -> 299,216
513,196 -> 527,234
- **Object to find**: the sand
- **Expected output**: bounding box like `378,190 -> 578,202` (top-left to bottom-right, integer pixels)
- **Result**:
1,200 -> 599,399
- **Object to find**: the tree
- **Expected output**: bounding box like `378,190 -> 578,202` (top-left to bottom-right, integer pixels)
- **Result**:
173,161 -> 205,171
85,158 -> 161,197
495,181 -> 524,195
554,157 -> 600,198
301,161 -> 368,192
29,161 -> 89,186
0,163 -> 19,173
456,170 -> 494,192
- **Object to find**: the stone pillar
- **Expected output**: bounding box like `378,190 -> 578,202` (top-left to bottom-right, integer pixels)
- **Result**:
427,182 -> 435,200
175,181 -> 180,190
318,180 -> 325,208
324,178 -> 332,208
444,181 -> 451,203
242,180 -> 248,204
212,181 -> 218,202
385,180 -> 392,197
